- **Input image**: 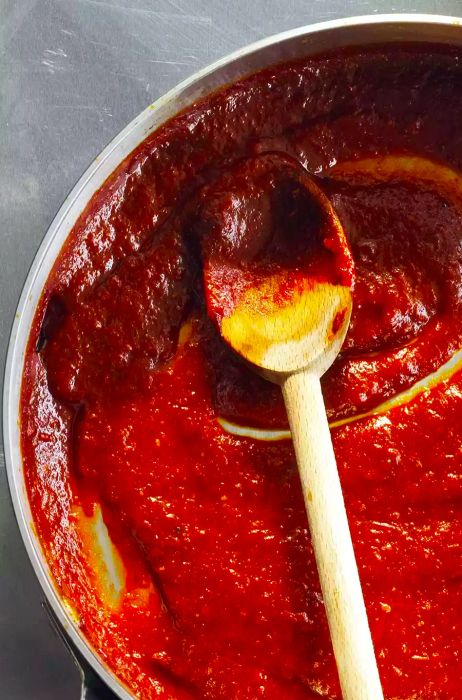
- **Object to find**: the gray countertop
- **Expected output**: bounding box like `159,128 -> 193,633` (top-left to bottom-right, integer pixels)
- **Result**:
2,1 -> 462,698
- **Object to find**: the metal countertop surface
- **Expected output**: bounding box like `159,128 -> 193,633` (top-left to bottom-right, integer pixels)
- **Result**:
2,1 -> 462,698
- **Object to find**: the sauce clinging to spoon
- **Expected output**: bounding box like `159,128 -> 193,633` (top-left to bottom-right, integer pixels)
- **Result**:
199,154 -> 354,372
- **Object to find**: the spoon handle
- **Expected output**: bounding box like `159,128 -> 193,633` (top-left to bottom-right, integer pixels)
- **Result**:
282,370 -> 384,700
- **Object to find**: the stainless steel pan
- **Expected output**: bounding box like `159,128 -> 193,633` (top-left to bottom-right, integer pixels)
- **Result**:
4,14 -> 462,700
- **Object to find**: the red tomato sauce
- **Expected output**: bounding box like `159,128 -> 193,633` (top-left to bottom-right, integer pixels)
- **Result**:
20,46 -> 462,698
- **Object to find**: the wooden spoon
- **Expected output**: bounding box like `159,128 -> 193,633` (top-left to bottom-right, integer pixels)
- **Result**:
199,155 -> 384,700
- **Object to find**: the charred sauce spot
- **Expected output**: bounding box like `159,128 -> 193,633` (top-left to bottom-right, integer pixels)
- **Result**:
36,294 -> 67,352
331,307 -> 348,338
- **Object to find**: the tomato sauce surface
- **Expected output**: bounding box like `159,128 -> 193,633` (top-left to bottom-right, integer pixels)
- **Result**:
20,45 -> 462,699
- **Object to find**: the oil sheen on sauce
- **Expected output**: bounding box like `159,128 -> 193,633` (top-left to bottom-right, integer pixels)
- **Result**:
20,46 -> 462,699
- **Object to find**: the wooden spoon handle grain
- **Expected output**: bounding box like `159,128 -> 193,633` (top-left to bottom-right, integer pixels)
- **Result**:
283,371 -> 384,700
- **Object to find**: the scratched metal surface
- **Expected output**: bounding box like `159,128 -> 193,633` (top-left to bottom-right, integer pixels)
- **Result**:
1,1 -> 462,698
